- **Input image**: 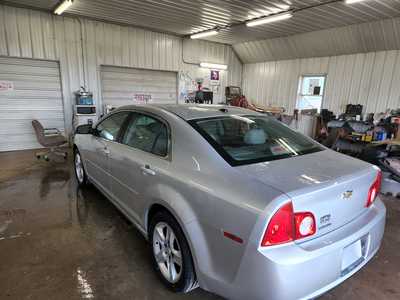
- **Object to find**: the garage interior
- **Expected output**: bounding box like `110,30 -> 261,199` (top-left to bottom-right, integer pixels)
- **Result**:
1,0 -> 400,299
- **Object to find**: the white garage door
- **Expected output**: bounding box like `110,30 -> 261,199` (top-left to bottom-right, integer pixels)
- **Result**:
100,66 -> 177,108
0,57 -> 65,152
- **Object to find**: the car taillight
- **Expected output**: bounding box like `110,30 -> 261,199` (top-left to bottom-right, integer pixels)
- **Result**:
261,202 -> 316,247
261,202 -> 294,246
294,212 -> 316,239
366,170 -> 382,208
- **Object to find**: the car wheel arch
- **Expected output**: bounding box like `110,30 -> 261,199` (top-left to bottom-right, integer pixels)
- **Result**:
146,203 -> 198,265
145,201 -> 194,242
73,144 -> 88,172
145,200 -> 214,289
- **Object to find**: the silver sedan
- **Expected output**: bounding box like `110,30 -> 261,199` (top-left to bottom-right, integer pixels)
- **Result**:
73,104 -> 385,300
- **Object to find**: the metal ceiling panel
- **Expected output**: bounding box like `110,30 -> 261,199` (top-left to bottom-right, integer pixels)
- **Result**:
234,16 -> 400,63
4,0 -> 400,44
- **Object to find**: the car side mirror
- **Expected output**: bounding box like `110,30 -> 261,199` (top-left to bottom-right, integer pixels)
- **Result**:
76,124 -> 93,135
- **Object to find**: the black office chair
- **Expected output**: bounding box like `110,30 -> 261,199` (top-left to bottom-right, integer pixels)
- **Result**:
32,120 -> 68,161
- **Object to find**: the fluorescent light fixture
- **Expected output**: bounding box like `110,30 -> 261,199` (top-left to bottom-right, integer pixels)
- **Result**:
54,0 -> 73,15
200,62 -> 227,70
344,0 -> 367,3
190,29 -> 218,39
246,12 -> 293,27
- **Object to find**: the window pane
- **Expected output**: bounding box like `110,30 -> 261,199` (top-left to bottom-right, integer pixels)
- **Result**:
122,114 -> 168,156
297,96 -> 322,111
301,76 -> 325,96
297,76 -> 325,112
97,112 -> 130,141
191,115 -> 323,165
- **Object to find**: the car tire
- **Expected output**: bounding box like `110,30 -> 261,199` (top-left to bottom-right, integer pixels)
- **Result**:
149,211 -> 198,293
74,148 -> 88,186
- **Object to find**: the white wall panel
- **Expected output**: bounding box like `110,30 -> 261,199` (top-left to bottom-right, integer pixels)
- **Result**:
243,50 -> 400,115
83,21 -> 242,106
0,4 -> 243,143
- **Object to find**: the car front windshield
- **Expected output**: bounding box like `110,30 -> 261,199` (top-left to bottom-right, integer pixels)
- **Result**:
190,115 -> 324,166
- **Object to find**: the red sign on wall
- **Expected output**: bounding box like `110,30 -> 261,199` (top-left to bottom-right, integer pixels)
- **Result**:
0,81 -> 14,92
133,94 -> 152,104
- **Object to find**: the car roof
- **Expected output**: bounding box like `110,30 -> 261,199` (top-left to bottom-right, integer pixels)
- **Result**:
115,104 -> 261,120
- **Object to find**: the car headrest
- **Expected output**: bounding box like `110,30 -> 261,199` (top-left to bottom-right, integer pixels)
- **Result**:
244,128 -> 266,145
148,122 -> 162,133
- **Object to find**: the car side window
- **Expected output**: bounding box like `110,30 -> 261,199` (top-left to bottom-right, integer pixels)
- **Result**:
96,111 -> 130,141
122,113 -> 169,157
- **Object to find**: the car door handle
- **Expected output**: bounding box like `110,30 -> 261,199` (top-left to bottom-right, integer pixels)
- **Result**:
102,147 -> 110,155
141,165 -> 156,176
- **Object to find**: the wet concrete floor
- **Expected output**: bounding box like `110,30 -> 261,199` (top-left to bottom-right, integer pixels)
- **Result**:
0,149 -> 399,300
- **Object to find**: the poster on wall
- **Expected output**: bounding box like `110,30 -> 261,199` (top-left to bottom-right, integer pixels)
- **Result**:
0,81 -> 14,92
178,70 -> 222,104
178,71 -> 198,103
210,70 -> 219,81
210,70 -> 220,87
133,93 -> 152,104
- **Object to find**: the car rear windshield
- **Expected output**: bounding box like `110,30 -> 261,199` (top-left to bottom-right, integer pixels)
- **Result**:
189,115 -> 324,166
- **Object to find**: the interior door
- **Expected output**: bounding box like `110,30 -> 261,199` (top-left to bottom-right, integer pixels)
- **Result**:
85,111 -> 131,194
108,112 -> 170,223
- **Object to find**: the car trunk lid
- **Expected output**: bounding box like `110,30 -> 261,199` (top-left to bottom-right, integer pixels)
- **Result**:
236,150 -> 379,240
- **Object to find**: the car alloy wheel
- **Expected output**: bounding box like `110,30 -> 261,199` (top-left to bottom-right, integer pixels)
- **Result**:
75,152 -> 85,184
152,222 -> 183,283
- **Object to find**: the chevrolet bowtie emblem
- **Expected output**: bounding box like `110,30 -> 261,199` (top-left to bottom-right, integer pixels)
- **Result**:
342,190 -> 353,199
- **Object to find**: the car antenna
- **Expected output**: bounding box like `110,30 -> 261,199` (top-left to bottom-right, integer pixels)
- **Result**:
219,108 -> 228,113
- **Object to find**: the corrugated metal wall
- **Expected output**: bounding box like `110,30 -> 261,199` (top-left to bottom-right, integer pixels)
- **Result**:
0,4 -> 242,139
243,50 -> 400,115
83,22 -> 242,105
183,39 -> 242,87
0,5 -> 83,138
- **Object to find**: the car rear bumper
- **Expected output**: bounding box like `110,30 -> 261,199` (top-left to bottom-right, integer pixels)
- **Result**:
226,198 -> 386,300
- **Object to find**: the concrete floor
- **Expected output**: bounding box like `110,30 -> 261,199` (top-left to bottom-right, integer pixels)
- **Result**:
0,149 -> 399,300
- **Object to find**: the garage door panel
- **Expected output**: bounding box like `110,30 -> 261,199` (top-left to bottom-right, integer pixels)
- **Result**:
101,66 -> 177,108
0,90 -> 62,99
102,95 -> 176,105
0,99 -> 64,109
0,57 -> 59,67
102,89 -> 176,98
0,64 -> 60,76
0,57 -> 65,152
0,110 -> 64,120
103,91 -> 177,98
102,81 -> 177,90
102,66 -> 173,76
0,119 -> 65,135
0,133 -> 45,145
0,139 -> 42,152
4,81 -> 62,90
101,73 -> 177,82
0,74 -> 61,84
102,89 -> 176,97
